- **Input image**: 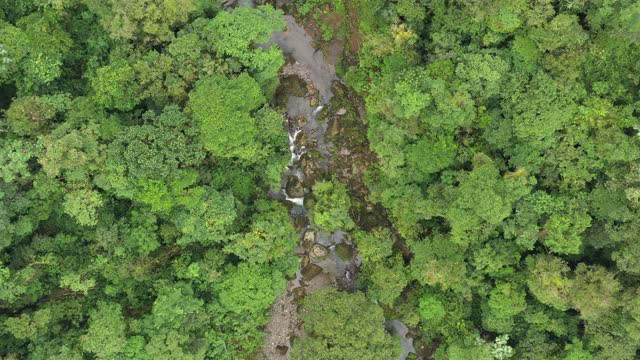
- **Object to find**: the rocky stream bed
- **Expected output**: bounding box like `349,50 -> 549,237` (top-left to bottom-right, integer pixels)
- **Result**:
257,8 -> 416,360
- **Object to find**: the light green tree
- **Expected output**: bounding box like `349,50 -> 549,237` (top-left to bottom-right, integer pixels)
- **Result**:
189,73 -> 264,159
292,288 -> 400,359
90,60 -> 141,111
81,302 -> 127,359
526,255 -> 573,311
311,179 -> 355,232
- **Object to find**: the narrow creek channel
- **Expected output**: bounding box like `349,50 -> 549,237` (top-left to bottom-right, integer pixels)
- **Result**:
261,14 -> 361,359
260,10 -> 416,360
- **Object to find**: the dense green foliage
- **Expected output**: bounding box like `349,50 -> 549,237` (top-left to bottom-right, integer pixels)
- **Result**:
310,179 -> 355,232
292,288 -> 400,359
343,0 -> 640,358
3,0 -> 640,359
0,2 -> 295,359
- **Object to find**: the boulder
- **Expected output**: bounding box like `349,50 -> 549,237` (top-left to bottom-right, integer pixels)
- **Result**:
285,175 -> 305,197
310,244 -> 328,261
301,263 -> 323,280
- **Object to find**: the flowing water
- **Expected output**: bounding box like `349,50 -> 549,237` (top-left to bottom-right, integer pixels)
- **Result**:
386,320 -> 418,359
260,12 -> 416,360
260,15 -> 361,359
271,16 -> 338,105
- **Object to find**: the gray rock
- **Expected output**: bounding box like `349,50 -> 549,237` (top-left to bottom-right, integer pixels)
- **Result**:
385,320 -> 416,360
310,244 -> 328,261
301,230 -> 316,249
301,263 -> 323,280
276,345 -> 289,355
285,175 -> 305,197
335,243 -> 354,260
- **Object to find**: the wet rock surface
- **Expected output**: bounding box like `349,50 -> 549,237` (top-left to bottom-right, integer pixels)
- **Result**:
285,175 -> 305,197
270,16 -> 338,104
276,345 -> 289,355
386,320 -> 418,360
311,231 -> 361,292
261,8 -> 407,360
310,244 -> 328,260
261,14 -> 363,360
300,229 -> 315,248
301,263 -> 323,280
279,75 -> 308,97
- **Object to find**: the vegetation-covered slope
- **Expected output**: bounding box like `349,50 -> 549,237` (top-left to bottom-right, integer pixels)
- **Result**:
341,0 -> 640,358
2,0 -> 640,359
0,2 -> 297,359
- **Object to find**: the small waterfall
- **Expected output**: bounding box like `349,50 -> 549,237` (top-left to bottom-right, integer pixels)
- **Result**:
288,129 -> 307,164
282,119 -> 307,206
263,14 -> 365,359
284,196 -> 304,206
281,101 -> 326,207
311,105 -> 324,118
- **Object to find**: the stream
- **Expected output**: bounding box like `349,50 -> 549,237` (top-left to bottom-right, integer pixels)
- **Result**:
261,16 -> 361,359
258,11 -> 416,360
